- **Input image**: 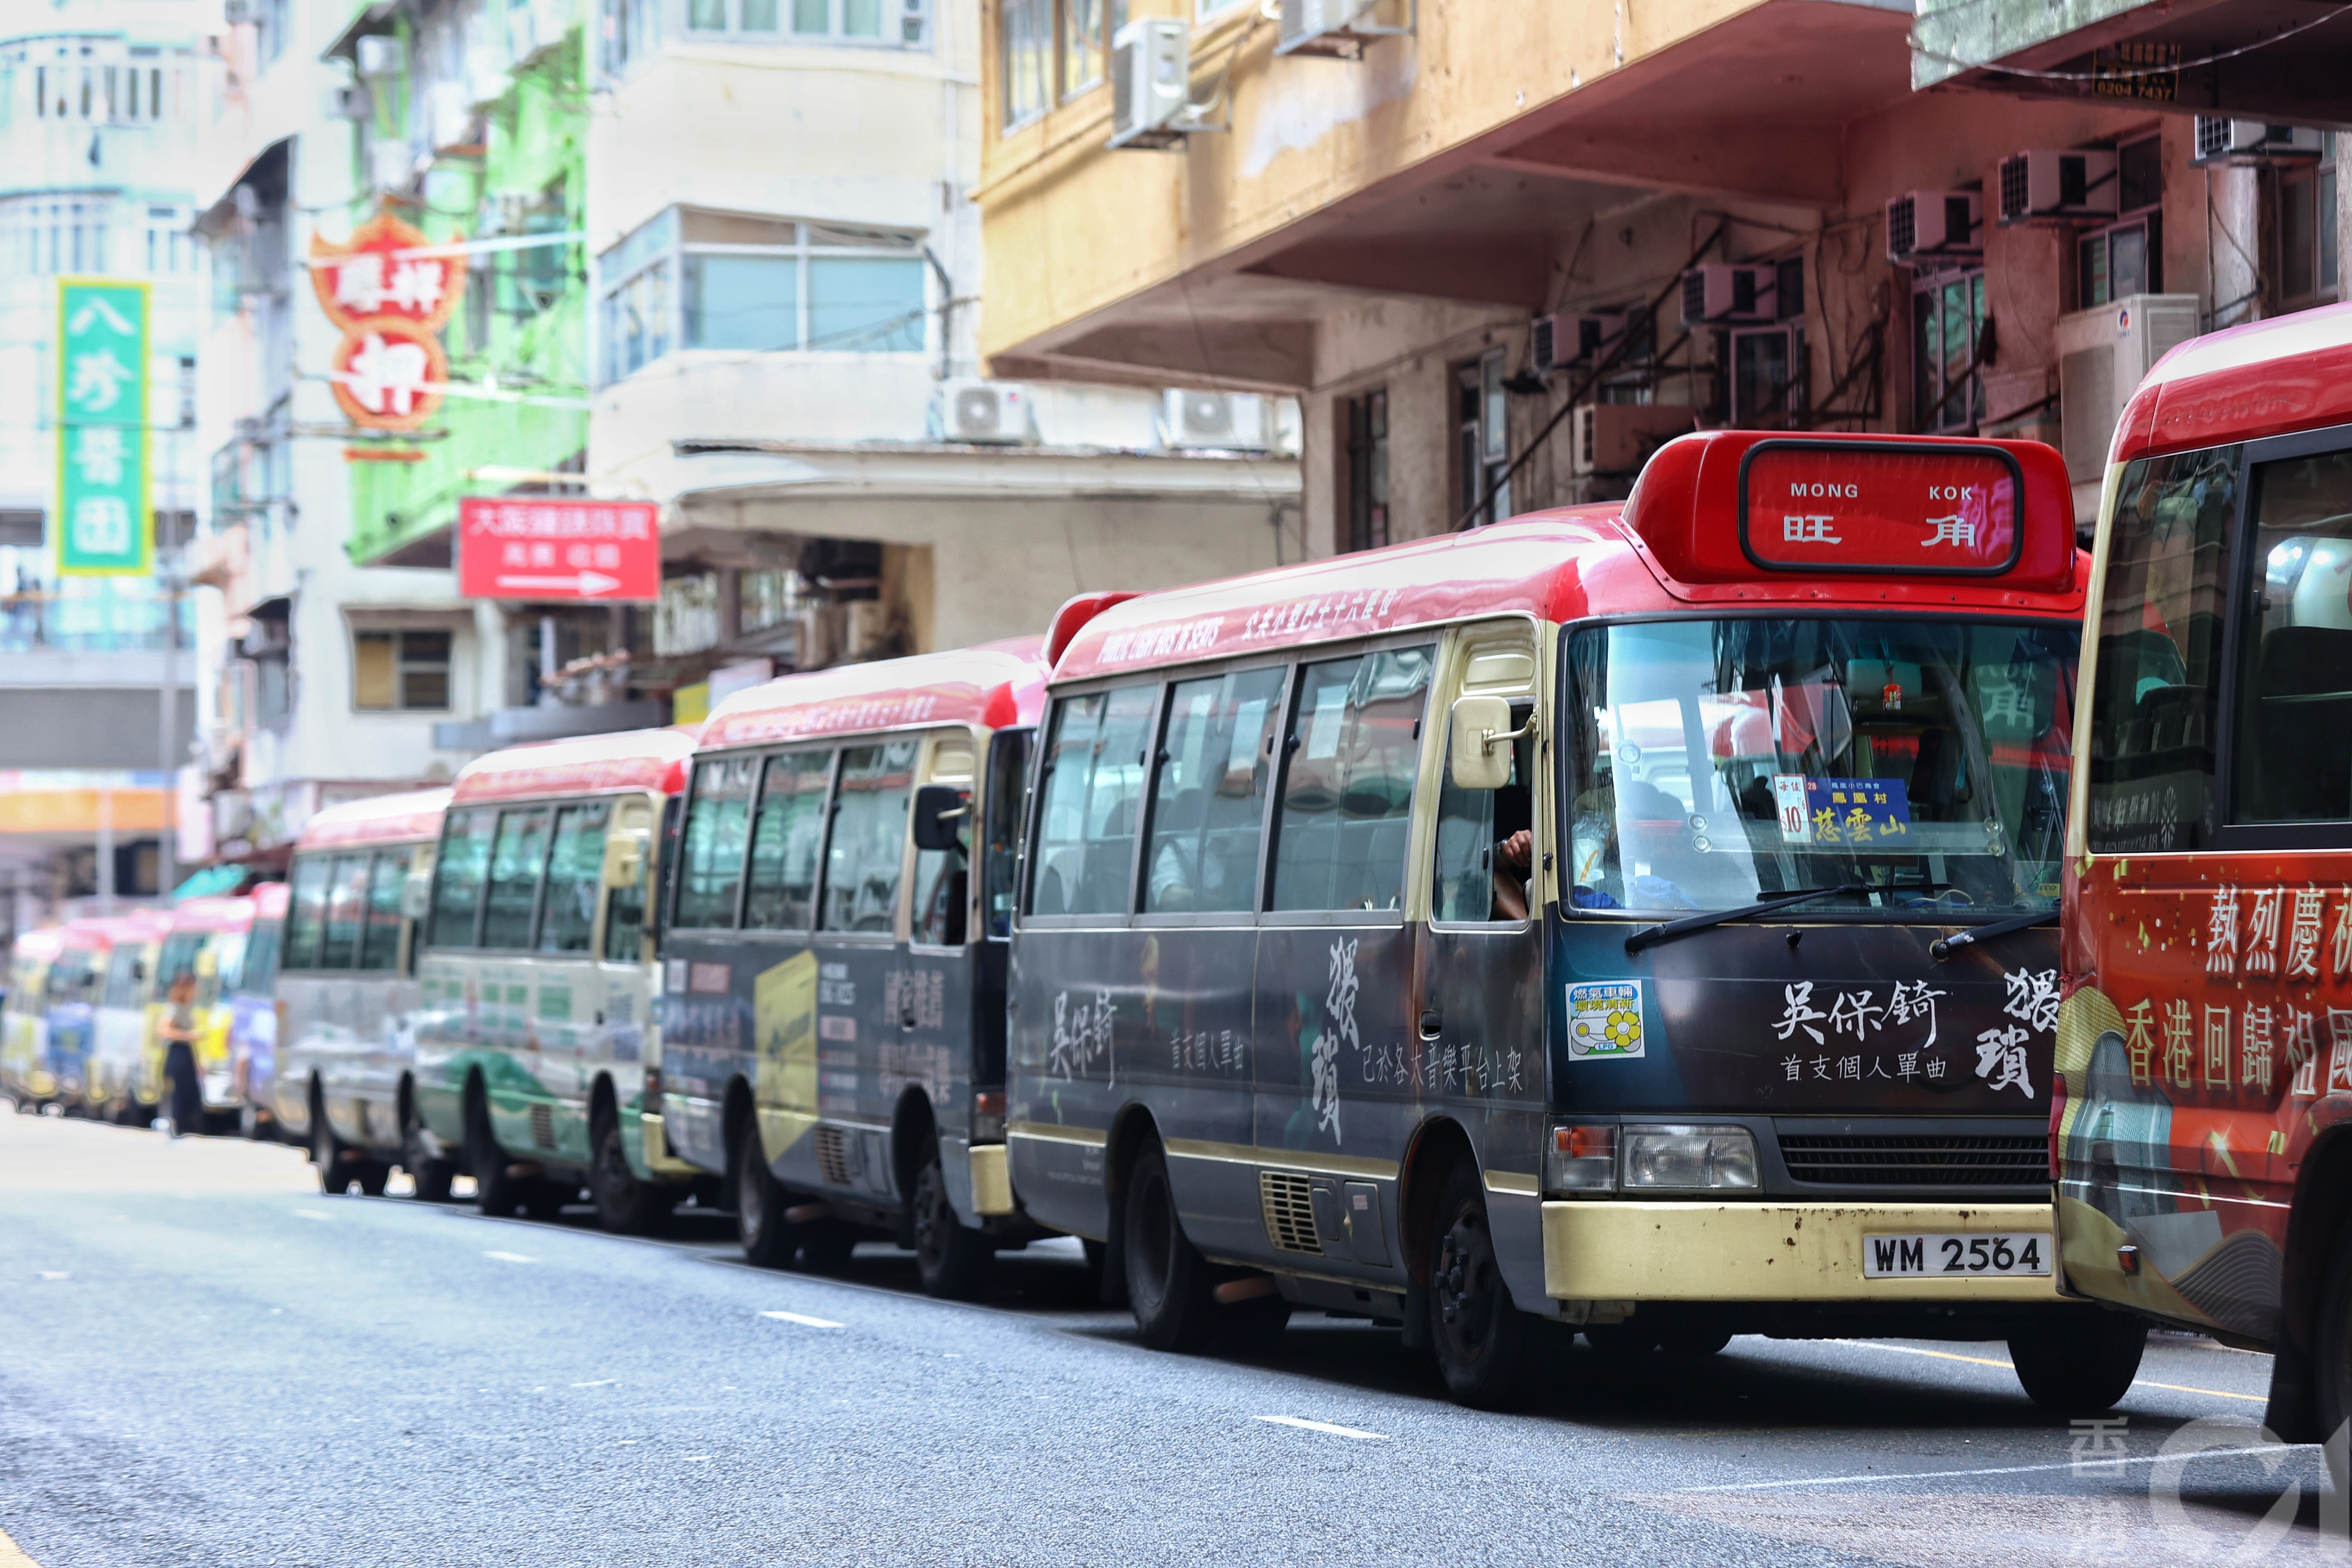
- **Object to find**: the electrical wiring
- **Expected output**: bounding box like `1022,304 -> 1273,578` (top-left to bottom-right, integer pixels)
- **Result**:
1911,5 -> 2352,80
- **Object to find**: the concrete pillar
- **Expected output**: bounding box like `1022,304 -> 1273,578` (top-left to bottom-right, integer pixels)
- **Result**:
2208,165 -> 2262,327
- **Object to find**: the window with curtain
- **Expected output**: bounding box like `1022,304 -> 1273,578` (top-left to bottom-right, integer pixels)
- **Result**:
1269,648 -> 1433,913
1027,685 -> 1156,916
1143,667 -> 1283,914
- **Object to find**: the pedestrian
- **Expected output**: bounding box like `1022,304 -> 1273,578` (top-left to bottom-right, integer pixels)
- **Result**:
159,971 -> 200,1138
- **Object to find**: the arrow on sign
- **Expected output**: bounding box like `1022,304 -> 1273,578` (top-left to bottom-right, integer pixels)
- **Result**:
493,570 -> 623,597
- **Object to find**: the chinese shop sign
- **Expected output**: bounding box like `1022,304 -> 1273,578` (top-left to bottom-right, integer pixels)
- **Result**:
309,210 -> 467,433
456,498 -> 661,602
55,279 -> 151,577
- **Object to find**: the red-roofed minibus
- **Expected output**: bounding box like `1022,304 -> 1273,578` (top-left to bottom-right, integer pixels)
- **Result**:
2058,299 -> 2352,1449
658,639 -> 1049,1296
1008,430 -> 2128,1410
276,787 -> 451,1194
411,729 -> 698,1231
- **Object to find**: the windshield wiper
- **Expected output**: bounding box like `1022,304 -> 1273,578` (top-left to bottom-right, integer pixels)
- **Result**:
1624,885 -> 1868,955
1929,909 -> 2058,962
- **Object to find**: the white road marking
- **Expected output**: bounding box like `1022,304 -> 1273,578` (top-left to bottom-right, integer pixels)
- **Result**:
572,1379 -> 617,1387
291,1210 -> 331,1222
483,1250 -> 536,1263
683,1455 -> 712,1462
1674,1442 -> 2298,1493
1834,1338 -> 2269,1402
1255,1415 -> 1388,1441
760,1310 -> 843,1329
36,1272 -> 67,1280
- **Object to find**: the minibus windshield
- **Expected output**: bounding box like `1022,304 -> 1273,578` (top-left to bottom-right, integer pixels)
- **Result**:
1563,617 -> 2077,919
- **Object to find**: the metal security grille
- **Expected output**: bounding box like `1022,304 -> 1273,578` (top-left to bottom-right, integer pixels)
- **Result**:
1258,1171 -> 1322,1254
1680,271 -> 1706,328
1780,1133 -> 2046,1187
814,1125 -> 852,1187
530,1102 -> 554,1149
1997,153 -> 2030,224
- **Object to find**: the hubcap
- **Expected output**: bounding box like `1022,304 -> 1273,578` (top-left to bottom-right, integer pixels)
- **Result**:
1436,1214 -> 1492,1348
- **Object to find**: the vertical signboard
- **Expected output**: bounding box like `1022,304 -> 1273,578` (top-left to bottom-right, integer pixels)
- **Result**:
55,279 -> 153,578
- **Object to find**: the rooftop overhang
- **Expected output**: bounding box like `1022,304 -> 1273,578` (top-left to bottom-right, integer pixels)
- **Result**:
980,0 -> 1916,390
1912,0 -> 2352,128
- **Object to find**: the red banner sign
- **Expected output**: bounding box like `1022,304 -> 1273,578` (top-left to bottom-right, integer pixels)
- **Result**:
1739,442 -> 2021,575
457,498 -> 662,602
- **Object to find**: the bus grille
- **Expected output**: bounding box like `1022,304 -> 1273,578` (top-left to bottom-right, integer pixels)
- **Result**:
1259,1172 -> 1322,1254
530,1102 -> 554,1149
1779,1133 -> 2046,1186
814,1125 -> 852,1187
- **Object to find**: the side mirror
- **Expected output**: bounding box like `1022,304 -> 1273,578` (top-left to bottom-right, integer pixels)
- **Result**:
401,868 -> 434,920
1449,695 -> 1529,791
913,783 -> 970,852
601,828 -> 649,890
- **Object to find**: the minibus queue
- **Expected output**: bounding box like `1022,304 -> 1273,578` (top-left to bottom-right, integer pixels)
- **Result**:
5,422 -> 2240,1424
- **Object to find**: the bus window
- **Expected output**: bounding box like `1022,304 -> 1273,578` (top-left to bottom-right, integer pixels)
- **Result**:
157,930 -> 205,988
914,741 -> 974,948
1144,667 -> 1283,914
103,947 -> 144,1010
982,728 -> 1031,938
481,807 -> 554,949
744,750 -> 832,930
1433,709 -> 1535,921
539,804 -> 609,954
604,842 -> 647,963
429,809 -> 497,948
323,852 -> 371,969
286,856 -> 331,970
677,757 -> 757,929
1028,685 -> 1156,917
2085,445 -> 2239,852
237,924 -> 279,996
1270,648 -> 1433,913
823,741 -> 917,933
357,851 -> 405,971
2232,444 -> 2352,823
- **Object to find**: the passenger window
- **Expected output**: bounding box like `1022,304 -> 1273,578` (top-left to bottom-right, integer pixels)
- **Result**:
286,854 -> 331,970
1027,685 -> 1156,917
676,757 -> 758,928
427,809 -> 496,949
242,924 -> 282,995
744,750 -> 833,930
1270,647 -> 1433,913
538,804 -> 609,954
915,740 -> 976,948
481,806 -> 554,949
982,728 -> 1032,938
1433,711 -> 1534,922
823,741 -> 916,932
1144,667 -> 1283,914
604,801 -> 652,964
322,853 -> 372,968
2233,445 -> 2352,822
357,851 -> 406,971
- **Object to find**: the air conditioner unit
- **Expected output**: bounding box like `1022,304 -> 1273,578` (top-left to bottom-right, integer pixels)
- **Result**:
1163,389 -> 1271,450
1531,312 -> 1626,374
2054,293 -> 2201,483
2193,118 -> 2326,168
1997,149 -> 2118,226
1681,264 -> 1778,326
937,379 -> 1038,445
1276,0 -> 1410,59
1109,18 -> 1213,150
1885,190 -> 1983,263
354,34 -> 401,78
1571,405 -> 1698,477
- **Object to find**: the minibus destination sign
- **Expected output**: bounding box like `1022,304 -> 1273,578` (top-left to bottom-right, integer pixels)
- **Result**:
1737,441 -> 2021,576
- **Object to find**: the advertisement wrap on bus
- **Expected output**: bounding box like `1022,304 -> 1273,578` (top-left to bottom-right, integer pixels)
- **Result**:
227,883 -> 288,1137
1005,429 -> 2128,1409
144,896 -> 261,1127
83,913 -> 172,1121
2,929 -> 65,1107
276,788 -> 451,1196
410,729 -> 694,1230
2059,300 -> 2352,1447
658,639 -> 1050,1295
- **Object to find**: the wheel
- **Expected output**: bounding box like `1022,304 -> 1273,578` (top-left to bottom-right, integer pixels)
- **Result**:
591,1113 -> 676,1236
1123,1140 -> 1211,1352
2008,1311 -> 2147,1412
1657,1321 -> 1733,1357
1426,1162 -> 1536,1409
467,1087 -> 529,1219
734,1123 -> 800,1268
911,1145 -> 993,1300
404,1124 -> 457,1204
353,1161 -> 391,1198
2318,1234 -> 2352,1495
313,1104 -> 357,1196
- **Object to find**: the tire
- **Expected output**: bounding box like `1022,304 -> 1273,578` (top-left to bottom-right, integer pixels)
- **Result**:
2318,1234 -> 2352,1496
1426,1161 -> 1536,1409
1658,1321 -> 1734,1357
1123,1140 -> 1211,1352
312,1102 -> 355,1196
2008,1311 -> 2147,1413
911,1145 -> 994,1300
467,1086 -> 528,1219
404,1123 -> 457,1204
735,1122 -> 800,1269
591,1112 -> 676,1236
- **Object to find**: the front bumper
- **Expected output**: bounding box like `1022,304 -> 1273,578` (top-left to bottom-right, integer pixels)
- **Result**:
1542,1200 -> 2066,1303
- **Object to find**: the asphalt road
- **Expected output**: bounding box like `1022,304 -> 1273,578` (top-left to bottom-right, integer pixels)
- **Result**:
0,1110 -> 2342,1567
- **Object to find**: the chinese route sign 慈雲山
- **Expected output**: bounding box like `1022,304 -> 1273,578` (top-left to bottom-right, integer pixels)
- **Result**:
55,279 -> 151,578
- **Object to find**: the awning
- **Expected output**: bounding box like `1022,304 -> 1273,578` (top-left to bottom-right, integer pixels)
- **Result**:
172,865 -> 246,902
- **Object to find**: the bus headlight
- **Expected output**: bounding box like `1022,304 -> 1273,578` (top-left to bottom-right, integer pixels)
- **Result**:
1545,1123 -> 1616,1192
1620,1125 -> 1759,1190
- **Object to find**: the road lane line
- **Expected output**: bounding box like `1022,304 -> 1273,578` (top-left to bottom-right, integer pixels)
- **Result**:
483,1250 -> 536,1263
291,1210 -> 331,1222
1674,1441 -> 2295,1492
1835,1339 -> 2267,1401
1256,1415 -> 1389,1440
760,1311 -> 843,1329
571,1379 -> 617,1387
0,1526 -> 40,1566
35,1272 -> 67,1281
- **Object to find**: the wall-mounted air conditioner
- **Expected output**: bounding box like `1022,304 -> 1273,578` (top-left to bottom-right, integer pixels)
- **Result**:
1531,312 -> 1627,374
2193,118 -> 2326,168
1162,390 -> 1271,450
2054,294 -> 2200,483
1277,0 -> 1413,60
1886,190 -> 1983,263
1997,149 -> 2118,226
1681,264 -> 1778,326
1109,19 -> 1216,150
937,380 -> 1039,445
354,34 -> 401,77
1571,405 -> 1697,477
